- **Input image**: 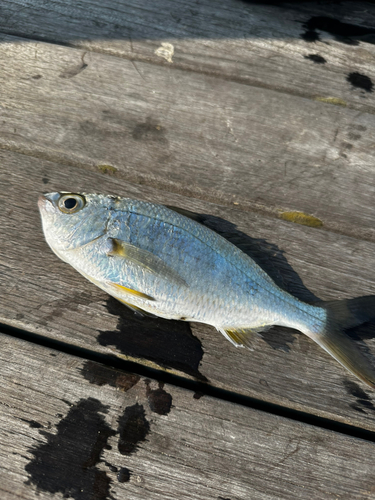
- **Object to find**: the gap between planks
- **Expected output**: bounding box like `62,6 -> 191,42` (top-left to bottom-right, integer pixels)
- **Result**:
2,322 -> 375,446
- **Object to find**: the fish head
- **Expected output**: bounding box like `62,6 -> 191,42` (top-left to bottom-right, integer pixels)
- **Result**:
38,192 -> 111,255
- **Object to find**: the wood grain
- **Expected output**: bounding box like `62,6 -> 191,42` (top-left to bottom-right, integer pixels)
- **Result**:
0,36 -> 374,240
1,150 -> 375,432
1,332 -> 375,500
0,0 -> 374,113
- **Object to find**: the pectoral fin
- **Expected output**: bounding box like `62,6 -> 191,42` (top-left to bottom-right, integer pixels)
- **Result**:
218,327 -> 258,350
108,238 -> 187,287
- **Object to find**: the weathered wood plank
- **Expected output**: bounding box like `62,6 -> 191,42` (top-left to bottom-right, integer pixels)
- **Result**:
0,0 -> 374,113
0,37 -> 375,239
1,150 -> 375,432
1,332 -> 375,500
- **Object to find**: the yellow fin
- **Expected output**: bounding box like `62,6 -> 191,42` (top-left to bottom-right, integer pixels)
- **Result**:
111,283 -> 155,301
108,238 -> 187,287
117,297 -> 158,317
219,327 -> 258,350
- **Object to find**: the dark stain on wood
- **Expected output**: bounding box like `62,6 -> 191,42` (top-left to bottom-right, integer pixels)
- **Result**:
81,360 -> 140,391
132,117 -> 168,144
98,297 -> 208,381
39,292 -> 98,327
117,468 -> 131,483
25,398 -> 116,500
117,403 -> 150,455
343,379 -> 375,414
304,54 -> 326,64
20,419 -> 43,429
42,177 -> 49,184
105,462 -> 118,473
145,380 -> 173,415
346,72 -> 373,93
302,16 -> 375,46
193,391 -> 204,400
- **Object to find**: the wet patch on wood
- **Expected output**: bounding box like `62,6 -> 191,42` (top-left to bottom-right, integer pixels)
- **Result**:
81,361 -> 140,391
145,379 -> 173,415
302,16 -> 375,46
117,403 -> 150,455
25,398 -> 116,500
304,54 -> 326,64
117,468 -> 131,483
346,72 -> 374,93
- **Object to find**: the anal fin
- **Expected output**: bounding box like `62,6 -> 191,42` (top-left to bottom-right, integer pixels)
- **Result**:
218,327 -> 258,350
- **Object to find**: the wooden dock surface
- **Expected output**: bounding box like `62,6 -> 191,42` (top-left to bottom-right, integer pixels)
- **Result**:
0,1 -> 375,498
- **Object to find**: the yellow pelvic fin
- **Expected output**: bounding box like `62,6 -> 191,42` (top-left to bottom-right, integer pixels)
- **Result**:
111,283 -> 155,301
116,297 -> 158,317
108,238 -> 187,287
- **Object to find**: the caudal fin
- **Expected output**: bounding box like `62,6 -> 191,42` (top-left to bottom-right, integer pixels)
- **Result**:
311,296 -> 375,389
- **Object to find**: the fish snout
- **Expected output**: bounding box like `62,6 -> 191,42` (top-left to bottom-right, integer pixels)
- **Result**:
38,194 -> 54,214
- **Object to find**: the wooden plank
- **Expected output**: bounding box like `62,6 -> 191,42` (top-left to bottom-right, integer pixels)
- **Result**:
0,0 -> 374,114
1,332 -> 375,500
0,37 -> 375,240
1,150 -> 375,432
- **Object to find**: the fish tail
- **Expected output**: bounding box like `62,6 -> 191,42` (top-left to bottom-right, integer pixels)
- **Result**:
309,296 -> 375,389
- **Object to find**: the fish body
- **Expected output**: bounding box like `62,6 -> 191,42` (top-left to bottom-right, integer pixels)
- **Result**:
38,192 -> 375,388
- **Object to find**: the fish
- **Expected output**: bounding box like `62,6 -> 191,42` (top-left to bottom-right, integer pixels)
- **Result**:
38,192 -> 375,388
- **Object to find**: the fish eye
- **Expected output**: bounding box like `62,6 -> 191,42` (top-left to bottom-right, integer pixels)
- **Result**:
57,194 -> 86,214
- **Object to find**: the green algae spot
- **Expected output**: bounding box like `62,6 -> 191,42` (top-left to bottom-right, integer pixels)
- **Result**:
97,165 -> 117,175
314,97 -> 347,107
279,211 -> 323,228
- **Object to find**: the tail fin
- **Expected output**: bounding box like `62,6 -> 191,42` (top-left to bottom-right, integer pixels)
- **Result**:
311,296 -> 375,389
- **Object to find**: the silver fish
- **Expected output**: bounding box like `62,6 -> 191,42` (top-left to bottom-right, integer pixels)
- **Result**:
38,192 -> 375,388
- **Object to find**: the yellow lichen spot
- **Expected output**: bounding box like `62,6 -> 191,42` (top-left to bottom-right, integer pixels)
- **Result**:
279,211 -> 323,228
314,97 -> 347,107
97,164 -> 117,175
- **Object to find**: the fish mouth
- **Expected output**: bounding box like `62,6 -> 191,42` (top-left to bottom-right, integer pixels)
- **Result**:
38,194 -> 54,213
